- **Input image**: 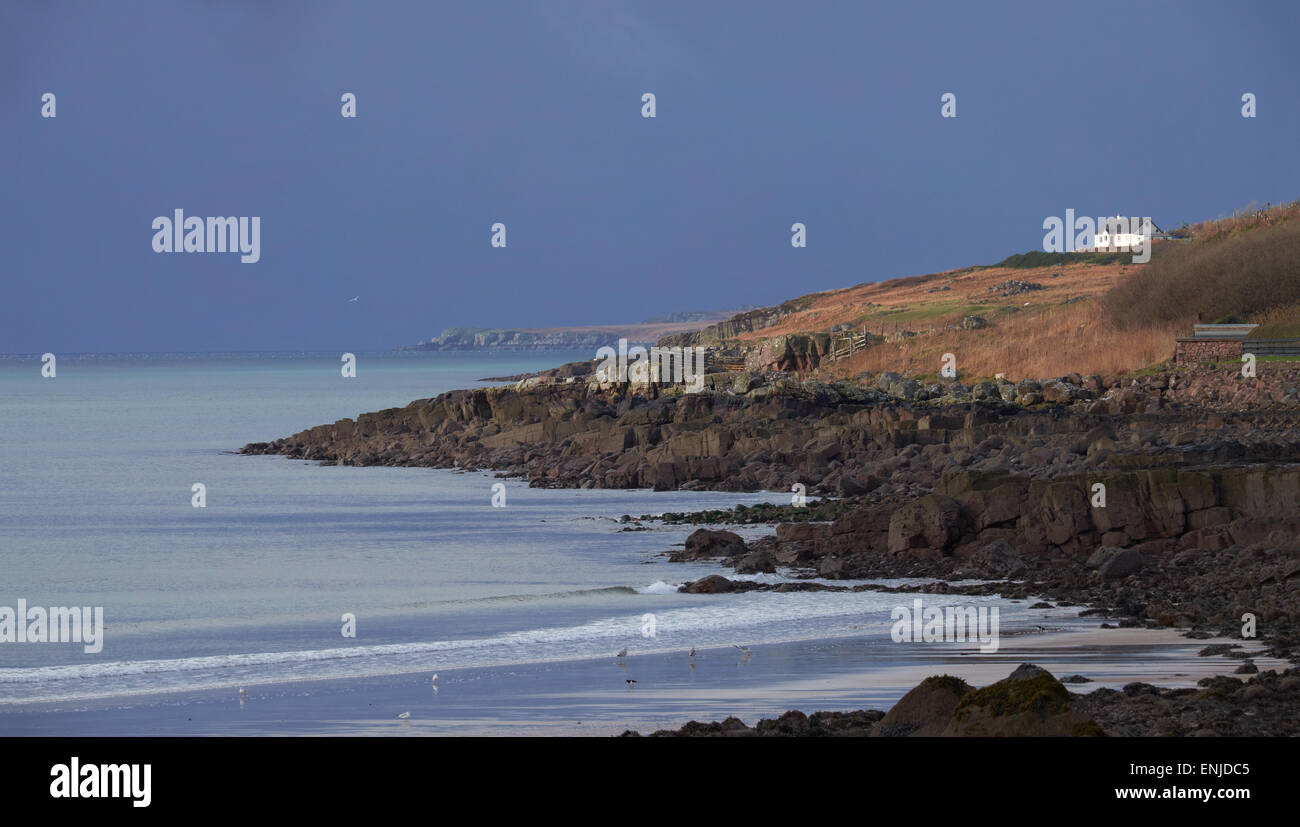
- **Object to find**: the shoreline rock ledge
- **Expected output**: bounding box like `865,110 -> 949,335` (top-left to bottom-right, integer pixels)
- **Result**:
622,665 -> 1103,737
621,662 -> 1300,737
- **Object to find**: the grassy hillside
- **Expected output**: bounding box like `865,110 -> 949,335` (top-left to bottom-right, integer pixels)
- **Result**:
700,199 -> 1300,382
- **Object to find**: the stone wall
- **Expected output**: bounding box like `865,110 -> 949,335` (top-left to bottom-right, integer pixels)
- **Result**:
1174,337 -> 1241,365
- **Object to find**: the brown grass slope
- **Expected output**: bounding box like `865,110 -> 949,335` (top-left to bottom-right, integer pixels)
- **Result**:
1103,201 -> 1300,329
692,199 -> 1300,382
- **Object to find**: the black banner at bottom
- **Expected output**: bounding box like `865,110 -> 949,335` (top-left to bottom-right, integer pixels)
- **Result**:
2,736 -> 1287,815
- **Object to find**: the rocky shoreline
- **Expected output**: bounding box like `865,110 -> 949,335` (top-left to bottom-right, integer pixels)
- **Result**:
241,364 -> 1300,734
621,662 -> 1300,737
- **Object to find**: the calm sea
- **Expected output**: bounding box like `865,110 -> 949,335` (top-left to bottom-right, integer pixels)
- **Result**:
0,351 -> 1009,708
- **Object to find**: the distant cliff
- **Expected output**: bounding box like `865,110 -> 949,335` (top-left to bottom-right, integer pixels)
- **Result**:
655,298 -> 814,347
396,310 -> 747,352
400,327 -> 626,351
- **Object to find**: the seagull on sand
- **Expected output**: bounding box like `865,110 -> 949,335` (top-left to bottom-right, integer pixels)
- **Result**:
1035,625 -> 1046,632
397,711 -> 411,721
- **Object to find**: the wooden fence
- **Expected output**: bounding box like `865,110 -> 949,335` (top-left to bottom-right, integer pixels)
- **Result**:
826,331 -> 870,362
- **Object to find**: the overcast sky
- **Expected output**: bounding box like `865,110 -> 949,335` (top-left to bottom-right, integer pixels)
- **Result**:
2,0 -> 1297,352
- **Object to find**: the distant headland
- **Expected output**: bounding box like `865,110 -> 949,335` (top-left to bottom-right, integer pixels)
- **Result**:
394,309 -> 755,352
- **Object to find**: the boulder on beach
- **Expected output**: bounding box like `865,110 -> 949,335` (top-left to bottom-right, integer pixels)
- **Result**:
638,664 -> 1108,737
944,664 -> 1104,737
967,540 -> 1025,578
734,549 -> 776,574
874,665 -> 1104,737
1086,545 -> 1144,579
887,494 -> 967,556
873,675 -> 973,737
670,528 -> 748,561
679,574 -> 742,594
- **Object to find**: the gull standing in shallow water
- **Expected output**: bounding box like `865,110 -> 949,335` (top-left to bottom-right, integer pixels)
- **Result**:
616,647 -> 628,659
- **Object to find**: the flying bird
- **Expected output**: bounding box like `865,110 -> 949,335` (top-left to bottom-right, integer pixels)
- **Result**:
626,679 -> 637,688
347,296 -> 360,303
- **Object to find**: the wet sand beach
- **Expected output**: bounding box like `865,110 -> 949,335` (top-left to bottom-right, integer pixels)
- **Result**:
2,616 -> 1275,737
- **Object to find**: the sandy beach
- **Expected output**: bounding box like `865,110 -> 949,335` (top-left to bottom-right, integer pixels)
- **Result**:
1,613 -> 1278,737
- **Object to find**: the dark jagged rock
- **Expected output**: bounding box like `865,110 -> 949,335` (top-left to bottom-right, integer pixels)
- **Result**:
1075,667 -> 1300,736
734,550 -> 777,574
633,665 -> 1106,737
670,528 -> 747,562
947,664 -> 1099,736
872,674 -> 973,737
629,664 -> 1300,737
241,367 -> 1300,503
680,575 -> 749,594
243,365 -> 1300,650
677,575 -> 843,594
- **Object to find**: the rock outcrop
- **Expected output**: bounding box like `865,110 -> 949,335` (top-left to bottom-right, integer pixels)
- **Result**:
242,367 -> 1300,500
625,665 -> 1107,737
628,662 -> 1300,737
243,364 -> 1300,649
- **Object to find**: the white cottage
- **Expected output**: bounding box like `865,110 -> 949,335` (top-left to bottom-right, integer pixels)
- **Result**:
1093,215 -> 1162,251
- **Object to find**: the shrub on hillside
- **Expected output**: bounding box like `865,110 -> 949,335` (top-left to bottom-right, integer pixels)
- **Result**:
1102,219 -> 1300,329
994,250 -> 1130,269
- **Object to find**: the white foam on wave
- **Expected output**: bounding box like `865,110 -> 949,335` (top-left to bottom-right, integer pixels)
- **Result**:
635,580 -> 682,594
0,589 -> 1022,705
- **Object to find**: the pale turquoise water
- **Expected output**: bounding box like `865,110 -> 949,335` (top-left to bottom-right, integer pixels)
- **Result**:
0,352 -> 1046,721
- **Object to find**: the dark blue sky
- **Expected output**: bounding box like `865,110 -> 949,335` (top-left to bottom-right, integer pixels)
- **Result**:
3,0 -> 1297,352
